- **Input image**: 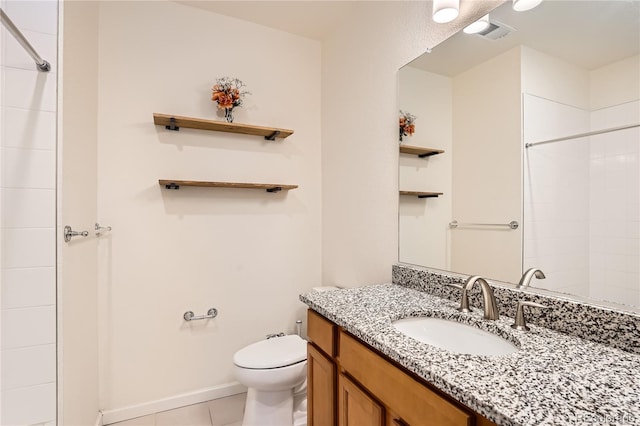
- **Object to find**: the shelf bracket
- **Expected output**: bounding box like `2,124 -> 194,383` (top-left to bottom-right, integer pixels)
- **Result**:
264,130 -> 281,141
165,117 -> 179,131
418,194 -> 436,198
165,182 -> 180,190
418,153 -> 435,158
266,186 -> 282,193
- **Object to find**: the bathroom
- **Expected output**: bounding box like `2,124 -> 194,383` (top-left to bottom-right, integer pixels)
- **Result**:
1,0 -> 638,425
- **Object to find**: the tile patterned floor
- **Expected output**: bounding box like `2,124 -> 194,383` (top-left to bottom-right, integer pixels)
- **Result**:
109,393 -> 246,426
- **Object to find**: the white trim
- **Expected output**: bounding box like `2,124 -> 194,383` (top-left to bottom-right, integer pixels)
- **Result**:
94,411 -> 103,426
101,382 -> 246,425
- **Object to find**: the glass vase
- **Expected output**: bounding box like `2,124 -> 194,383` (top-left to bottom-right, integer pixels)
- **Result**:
224,108 -> 234,123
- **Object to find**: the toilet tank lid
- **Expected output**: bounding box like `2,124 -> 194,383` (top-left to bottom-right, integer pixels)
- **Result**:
233,335 -> 307,369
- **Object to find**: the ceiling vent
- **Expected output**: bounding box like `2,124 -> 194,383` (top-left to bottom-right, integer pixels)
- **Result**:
475,19 -> 517,41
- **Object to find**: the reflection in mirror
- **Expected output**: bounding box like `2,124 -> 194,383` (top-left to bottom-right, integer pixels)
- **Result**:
398,0 -> 640,308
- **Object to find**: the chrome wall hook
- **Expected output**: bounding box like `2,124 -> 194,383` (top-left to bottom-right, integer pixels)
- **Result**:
64,225 -> 89,242
95,223 -> 112,236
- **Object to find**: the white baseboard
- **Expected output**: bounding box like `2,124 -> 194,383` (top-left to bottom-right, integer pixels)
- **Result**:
101,382 -> 247,425
94,411 -> 103,426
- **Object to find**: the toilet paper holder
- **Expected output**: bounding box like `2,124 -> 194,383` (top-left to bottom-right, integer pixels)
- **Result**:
183,308 -> 218,322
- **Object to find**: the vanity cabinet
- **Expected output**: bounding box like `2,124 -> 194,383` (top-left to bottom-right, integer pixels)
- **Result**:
308,343 -> 336,426
306,309 -> 497,426
307,309 -> 337,426
338,373 -> 384,426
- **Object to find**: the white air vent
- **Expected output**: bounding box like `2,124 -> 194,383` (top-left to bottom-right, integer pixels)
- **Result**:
475,19 -> 517,41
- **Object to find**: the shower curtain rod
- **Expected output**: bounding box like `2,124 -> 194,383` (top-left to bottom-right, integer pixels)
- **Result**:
525,123 -> 639,148
0,8 -> 50,72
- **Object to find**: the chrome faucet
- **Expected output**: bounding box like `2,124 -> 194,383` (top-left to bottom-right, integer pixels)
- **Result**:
517,268 -> 546,289
460,276 -> 500,320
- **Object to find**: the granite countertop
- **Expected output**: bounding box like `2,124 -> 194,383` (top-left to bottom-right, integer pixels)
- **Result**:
300,284 -> 640,426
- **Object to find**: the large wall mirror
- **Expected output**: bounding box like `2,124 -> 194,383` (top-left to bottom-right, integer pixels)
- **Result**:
399,0 -> 640,308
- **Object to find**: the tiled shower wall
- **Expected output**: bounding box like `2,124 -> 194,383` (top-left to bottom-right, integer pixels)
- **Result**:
524,95 -> 640,307
589,101 -> 640,306
523,94 -> 591,297
1,1 -> 58,424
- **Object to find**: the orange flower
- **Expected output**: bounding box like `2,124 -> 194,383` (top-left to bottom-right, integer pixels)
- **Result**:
216,94 -> 234,109
211,77 -> 250,111
399,110 -> 416,142
406,124 -> 415,135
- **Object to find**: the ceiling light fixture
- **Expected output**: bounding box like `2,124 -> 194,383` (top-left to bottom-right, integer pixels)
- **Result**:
512,0 -> 543,12
463,14 -> 490,34
433,0 -> 460,24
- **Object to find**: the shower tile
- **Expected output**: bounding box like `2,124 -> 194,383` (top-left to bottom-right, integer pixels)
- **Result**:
2,228 -> 55,268
2,148 -> 56,189
3,0 -> 58,35
1,382 -> 56,426
2,30 -> 57,72
2,108 -> 56,150
2,267 -> 55,309
1,188 -> 56,228
590,137 -> 606,159
594,100 -> 640,128
1,305 -> 55,349
155,402 -> 212,426
1,344 -> 56,390
208,393 -> 246,425
2,67 -> 56,112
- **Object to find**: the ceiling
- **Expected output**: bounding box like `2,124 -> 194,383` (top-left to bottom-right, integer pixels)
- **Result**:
409,0 -> 640,76
175,1 -> 359,41
175,1 -> 640,74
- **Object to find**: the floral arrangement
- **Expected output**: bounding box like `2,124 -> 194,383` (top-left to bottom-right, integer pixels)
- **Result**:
399,110 -> 416,142
211,77 -> 250,122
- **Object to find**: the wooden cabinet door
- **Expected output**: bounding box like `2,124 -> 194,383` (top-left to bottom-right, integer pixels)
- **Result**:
338,373 -> 384,426
308,343 -> 336,426
339,331 -> 473,426
387,411 -> 410,426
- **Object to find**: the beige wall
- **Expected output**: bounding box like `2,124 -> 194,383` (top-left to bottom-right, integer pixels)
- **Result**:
95,1 -> 321,410
590,54 -> 640,110
520,46 -> 591,297
321,1 -> 500,287
398,67 -> 453,269
521,46 -> 591,110
450,47 -> 523,283
58,0 -> 500,416
59,1 -> 100,424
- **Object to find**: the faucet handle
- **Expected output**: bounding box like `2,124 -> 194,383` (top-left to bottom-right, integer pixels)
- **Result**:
511,300 -> 548,331
445,283 -> 471,313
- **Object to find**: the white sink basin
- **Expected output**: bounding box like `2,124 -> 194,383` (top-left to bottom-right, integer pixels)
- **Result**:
392,317 -> 518,356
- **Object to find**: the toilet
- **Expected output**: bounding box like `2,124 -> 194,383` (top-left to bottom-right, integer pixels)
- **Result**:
233,335 -> 308,426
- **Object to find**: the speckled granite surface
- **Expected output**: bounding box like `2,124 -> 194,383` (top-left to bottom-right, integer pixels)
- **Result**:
300,284 -> 640,426
393,264 -> 640,355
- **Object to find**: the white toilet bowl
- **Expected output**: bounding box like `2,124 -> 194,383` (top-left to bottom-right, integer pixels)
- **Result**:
233,335 -> 307,426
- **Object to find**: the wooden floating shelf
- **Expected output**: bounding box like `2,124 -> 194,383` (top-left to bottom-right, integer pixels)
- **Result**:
399,191 -> 443,199
399,145 -> 444,158
153,113 -> 294,140
159,180 -> 298,193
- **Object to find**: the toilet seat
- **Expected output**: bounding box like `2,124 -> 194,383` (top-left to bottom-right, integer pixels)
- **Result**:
234,335 -> 306,369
